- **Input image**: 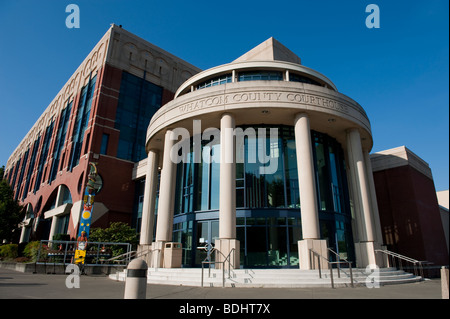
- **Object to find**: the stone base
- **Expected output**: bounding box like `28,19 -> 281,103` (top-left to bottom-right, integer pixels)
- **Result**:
298,239 -> 328,270
137,244 -> 153,267
215,239 -> 240,269
354,241 -> 378,269
441,267 -> 449,299
376,244 -> 389,268
150,242 -> 164,268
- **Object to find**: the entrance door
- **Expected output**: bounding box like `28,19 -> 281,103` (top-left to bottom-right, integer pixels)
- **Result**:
194,220 -> 219,266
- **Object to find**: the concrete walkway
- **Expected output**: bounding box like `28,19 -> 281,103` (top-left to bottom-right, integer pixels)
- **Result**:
0,267 -> 442,299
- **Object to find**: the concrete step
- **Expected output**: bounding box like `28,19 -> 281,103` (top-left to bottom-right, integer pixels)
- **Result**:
109,266 -> 423,288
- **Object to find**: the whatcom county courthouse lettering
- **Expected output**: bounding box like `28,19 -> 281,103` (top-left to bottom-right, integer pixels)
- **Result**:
178,91 -> 349,114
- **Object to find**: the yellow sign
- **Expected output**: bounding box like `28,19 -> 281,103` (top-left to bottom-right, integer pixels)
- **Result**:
74,249 -> 86,264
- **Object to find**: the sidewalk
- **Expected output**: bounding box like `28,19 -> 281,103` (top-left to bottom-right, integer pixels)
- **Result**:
0,268 -> 442,299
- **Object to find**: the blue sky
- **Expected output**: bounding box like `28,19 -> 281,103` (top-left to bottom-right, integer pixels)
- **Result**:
0,0 -> 448,191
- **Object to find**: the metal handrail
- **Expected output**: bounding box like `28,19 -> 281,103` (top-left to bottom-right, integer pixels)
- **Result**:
375,249 -> 425,278
201,246 -> 236,288
105,250 -> 136,263
327,248 -> 353,283
139,247 -> 161,269
310,249 -> 354,288
36,240 -> 132,267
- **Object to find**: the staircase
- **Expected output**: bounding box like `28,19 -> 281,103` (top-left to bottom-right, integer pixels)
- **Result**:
109,267 -> 422,288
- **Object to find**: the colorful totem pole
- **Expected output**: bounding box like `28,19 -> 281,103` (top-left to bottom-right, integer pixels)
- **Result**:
75,162 -> 100,265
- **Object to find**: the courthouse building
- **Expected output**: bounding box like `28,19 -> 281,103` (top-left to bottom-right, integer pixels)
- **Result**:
137,37 -> 384,269
4,25 -> 447,270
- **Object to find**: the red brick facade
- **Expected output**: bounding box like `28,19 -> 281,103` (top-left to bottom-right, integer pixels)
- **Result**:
373,165 -> 448,266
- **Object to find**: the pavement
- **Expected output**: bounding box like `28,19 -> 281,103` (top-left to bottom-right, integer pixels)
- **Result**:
0,267 -> 443,300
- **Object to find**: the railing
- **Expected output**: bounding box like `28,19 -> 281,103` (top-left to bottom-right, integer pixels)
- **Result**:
104,250 -> 136,264
35,240 -> 133,270
310,248 -> 354,289
135,247 -> 162,270
375,249 -> 426,279
201,244 -> 235,288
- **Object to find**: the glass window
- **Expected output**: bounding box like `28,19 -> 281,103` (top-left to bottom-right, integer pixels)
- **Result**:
100,133 -> 109,155
328,145 -> 342,213
69,75 -> 97,170
197,74 -> 232,90
49,101 -> 72,183
183,152 -> 194,214
314,134 -> 329,210
267,225 -> 288,266
288,225 -> 302,266
289,73 -> 321,86
34,121 -> 54,193
15,149 -> 29,201
246,226 -> 268,267
265,137 -> 284,208
284,138 -> 300,208
209,144 -> 220,210
239,71 -> 283,82
197,146 -> 210,211
115,72 -> 162,162
22,137 -> 40,200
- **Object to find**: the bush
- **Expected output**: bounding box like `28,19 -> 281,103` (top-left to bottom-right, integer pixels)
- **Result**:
0,244 -> 18,260
23,241 -> 45,262
89,222 -> 138,257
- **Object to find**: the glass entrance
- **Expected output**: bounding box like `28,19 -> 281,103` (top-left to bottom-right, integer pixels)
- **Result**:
194,220 -> 219,266
237,216 -> 302,268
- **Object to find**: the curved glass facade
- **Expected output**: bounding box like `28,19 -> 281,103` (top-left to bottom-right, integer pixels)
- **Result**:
192,70 -> 325,95
171,126 -> 354,268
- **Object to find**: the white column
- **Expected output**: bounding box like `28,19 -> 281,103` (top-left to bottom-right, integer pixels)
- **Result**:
347,129 -> 375,242
294,113 -> 328,270
363,149 -> 388,267
19,226 -> 28,243
55,185 -> 64,207
155,130 -> 177,243
219,113 -> 236,239
139,149 -> 159,246
216,113 -> 240,269
346,128 -> 377,268
363,149 -> 383,245
48,216 -> 60,241
294,113 -> 320,239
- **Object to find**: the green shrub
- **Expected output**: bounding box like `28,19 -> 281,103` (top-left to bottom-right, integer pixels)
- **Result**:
23,241 -> 46,262
89,222 -> 138,257
0,244 -> 18,260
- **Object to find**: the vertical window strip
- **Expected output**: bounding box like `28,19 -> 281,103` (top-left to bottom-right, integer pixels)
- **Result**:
115,72 -> 162,162
69,75 -> 97,170
33,121 -> 54,193
49,101 -> 72,182
22,137 -> 40,200
10,161 -> 20,193
14,150 -> 29,201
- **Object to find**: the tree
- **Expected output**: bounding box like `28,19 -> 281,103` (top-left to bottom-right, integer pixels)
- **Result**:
0,172 -> 24,243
